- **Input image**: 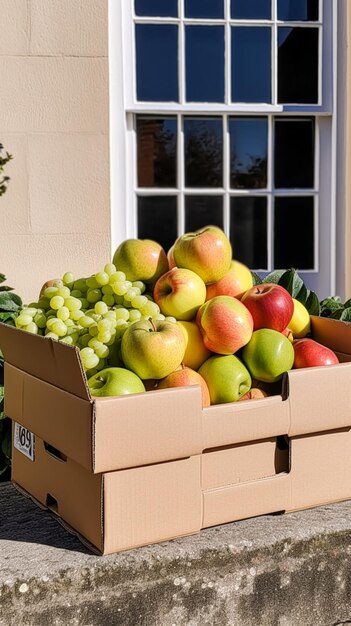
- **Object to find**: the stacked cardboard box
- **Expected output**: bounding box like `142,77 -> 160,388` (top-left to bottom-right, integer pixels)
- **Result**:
1,315 -> 351,555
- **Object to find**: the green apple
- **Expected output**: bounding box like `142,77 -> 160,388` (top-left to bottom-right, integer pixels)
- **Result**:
198,354 -> 251,405
112,238 -> 169,285
173,225 -> 232,284
241,328 -> 294,383
88,367 -> 145,397
121,318 -> 186,379
153,267 -> 206,321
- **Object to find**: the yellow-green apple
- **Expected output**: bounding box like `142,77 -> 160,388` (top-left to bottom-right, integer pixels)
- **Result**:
196,295 -> 253,354
178,320 -> 211,369
198,354 -> 252,404
87,366 -> 145,397
173,225 -> 232,284
156,364 -> 211,407
205,260 -> 253,301
241,328 -> 294,383
293,338 -> 339,368
241,283 -> 294,332
288,298 -> 311,338
121,318 -> 186,379
112,238 -> 169,284
153,267 -> 206,321
167,243 -> 177,269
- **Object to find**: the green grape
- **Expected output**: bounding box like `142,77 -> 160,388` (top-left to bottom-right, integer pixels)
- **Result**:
165,316 -> 177,323
102,284 -> 114,295
111,281 -> 128,296
131,294 -> 148,310
95,271 -> 109,286
109,271 -> 126,284
88,340 -> 109,359
50,295 -> 65,310
60,335 -> 74,345
64,296 -> 82,312
115,307 -> 129,321
43,287 -> 59,299
97,318 -> 113,332
104,263 -> 116,276
57,286 -> 71,299
97,330 -> 111,344
46,317 -> 58,330
37,297 -> 50,309
73,278 -> 88,292
45,331 -> 59,340
70,289 -> 82,298
79,333 -> 91,347
45,309 -> 57,318
124,287 -> 140,303
154,313 -> 165,320
102,294 -> 115,307
88,324 -> 99,337
79,298 -> 89,310
85,367 -> 99,379
114,294 -> 125,305
80,347 -> 99,371
79,315 -> 96,328
141,301 -> 160,317
57,306 -> 70,321
51,320 -> 67,337
128,309 -> 142,323
132,281 -> 146,293
34,312 -> 47,328
21,307 -> 38,317
86,289 -> 101,304
65,318 -> 75,327
96,358 -> 106,371
63,271 -> 75,286
70,309 -> 85,321
24,322 -> 38,334
86,276 -> 99,289
95,301 -> 108,316
16,313 -> 34,327
52,279 -> 64,288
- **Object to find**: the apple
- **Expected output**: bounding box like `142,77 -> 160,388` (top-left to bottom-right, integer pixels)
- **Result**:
156,364 -> 211,408
241,328 -> 295,383
288,298 -> 311,338
281,327 -> 294,343
205,260 -> 253,301
153,267 -> 206,321
196,295 -> 253,355
167,243 -> 177,269
172,225 -> 232,284
178,320 -> 211,370
121,318 -> 186,379
238,388 -> 268,401
241,283 -> 294,332
87,366 -> 145,397
112,238 -> 169,285
198,354 -> 252,404
293,338 -> 339,368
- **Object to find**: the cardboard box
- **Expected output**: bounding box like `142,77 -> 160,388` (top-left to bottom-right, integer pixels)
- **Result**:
3,316 -> 351,554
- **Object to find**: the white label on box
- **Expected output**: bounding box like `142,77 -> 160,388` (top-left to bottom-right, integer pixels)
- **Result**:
14,423 -> 35,462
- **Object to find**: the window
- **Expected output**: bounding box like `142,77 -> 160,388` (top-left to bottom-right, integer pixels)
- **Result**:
110,0 -> 336,298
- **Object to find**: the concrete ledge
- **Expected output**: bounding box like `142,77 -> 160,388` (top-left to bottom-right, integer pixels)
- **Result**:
1,482 -> 351,625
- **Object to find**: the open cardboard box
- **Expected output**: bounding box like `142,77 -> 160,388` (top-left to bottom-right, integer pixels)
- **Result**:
3,316 -> 351,554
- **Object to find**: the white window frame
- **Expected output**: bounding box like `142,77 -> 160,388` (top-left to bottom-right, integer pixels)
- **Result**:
108,0 -> 343,300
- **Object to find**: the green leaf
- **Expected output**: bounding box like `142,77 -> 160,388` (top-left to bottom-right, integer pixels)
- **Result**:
0,274 -> 6,285
0,292 -> 22,311
320,297 -> 344,317
0,285 -> 13,292
277,269 -> 305,298
251,271 -> 263,285
262,269 -> 287,284
343,298 -> 351,309
305,290 -> 320,315
294,284 -> 308,305
0,311 -> 18,325
334,307 -> 351,322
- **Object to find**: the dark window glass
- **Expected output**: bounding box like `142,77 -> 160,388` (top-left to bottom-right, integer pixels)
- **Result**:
136,25 -> 178,101
137,117 -> 177,187
135,0 -> 178,17
138,196 -> 178,252
184,118 -> 223,188
185,0 -> 224,19
231,0 -> 271,20
186,26 -> 225,102
230,196 -> 267,268
278,27 -> 318,103
229,117 -> 268,189
185,196 -> 223,232
274,197 -> 314,268
274,118 -> 314,189
277,0 -> 319,21
231,27 -> 271,103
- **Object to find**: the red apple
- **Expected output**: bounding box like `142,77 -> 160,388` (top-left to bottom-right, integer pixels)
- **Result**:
238,388 -> 268,401
156,365 -> 211,408
196,295 -> 253,355
173,225 -> 232,284
240,283 -> 294,332
293,338 -> 339,369
153,267 -> 206,321
205,260 -> 253,301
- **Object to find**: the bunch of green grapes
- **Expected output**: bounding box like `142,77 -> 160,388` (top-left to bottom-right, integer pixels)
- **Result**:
15,263 -> 175,377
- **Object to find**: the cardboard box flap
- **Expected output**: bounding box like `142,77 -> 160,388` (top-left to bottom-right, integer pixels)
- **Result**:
311,315 -> 351,354
0,322 -> 89,400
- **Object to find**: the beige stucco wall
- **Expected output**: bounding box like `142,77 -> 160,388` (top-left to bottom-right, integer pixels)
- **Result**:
0,0 -> 110,304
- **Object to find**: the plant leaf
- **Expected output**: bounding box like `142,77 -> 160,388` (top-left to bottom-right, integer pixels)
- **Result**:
251,271 -> 263,285
0,292 -> 22,311
0,274 -> 6,285
277,269 -> 305,298
305,290 -> 320,315
262,269 -> 287,284
334,307 -> 351,322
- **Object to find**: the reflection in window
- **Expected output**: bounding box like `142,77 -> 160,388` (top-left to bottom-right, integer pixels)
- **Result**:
274,197 -> 314,268
231,27 -> 271,103
138,196 -> 178,253
275,118 -> 314,189
136,25 -> 178,102
185,0 -> 224,19
230,197 -> 267,268
137,117 -> 177,188
135,0 -> 178,17
185,196 -> 223,232
278,27 -> 318,103
231,0 -> 271,20
184,118 -> 223,188
186,26 -> 225,103
277,0 -> 319,21
229,117 -> 268,189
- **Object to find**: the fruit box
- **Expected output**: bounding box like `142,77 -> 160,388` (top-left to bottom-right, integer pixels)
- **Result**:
3,316 -> 351,554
